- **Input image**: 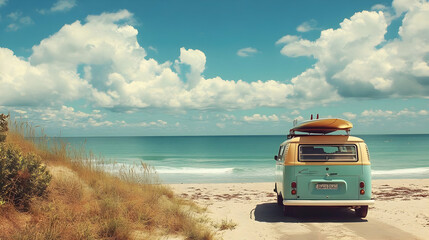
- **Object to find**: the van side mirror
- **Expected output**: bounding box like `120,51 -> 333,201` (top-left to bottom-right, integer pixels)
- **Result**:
274,155 -> 278,161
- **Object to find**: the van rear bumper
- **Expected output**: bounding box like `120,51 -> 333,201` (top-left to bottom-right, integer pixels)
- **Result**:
283,200 -> 374,206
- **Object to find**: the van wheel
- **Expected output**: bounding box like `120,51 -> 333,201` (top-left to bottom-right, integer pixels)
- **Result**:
277,192 -> 283,206
355,206 -> 368,218
283,206 -> 294,217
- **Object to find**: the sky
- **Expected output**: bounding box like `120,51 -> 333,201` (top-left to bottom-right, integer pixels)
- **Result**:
0,0 -> 428,136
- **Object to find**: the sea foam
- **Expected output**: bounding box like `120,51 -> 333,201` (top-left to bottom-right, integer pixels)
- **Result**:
155,166 -> 234,174
372,167 -> 429,176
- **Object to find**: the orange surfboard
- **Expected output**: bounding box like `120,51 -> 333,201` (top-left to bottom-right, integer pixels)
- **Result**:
290,118 -> 353,134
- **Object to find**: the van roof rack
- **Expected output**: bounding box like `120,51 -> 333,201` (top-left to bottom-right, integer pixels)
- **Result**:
287,129 -> 351,139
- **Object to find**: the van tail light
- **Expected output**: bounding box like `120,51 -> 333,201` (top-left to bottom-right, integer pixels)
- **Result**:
359,181 -> 365,195
291,181 -> 297,195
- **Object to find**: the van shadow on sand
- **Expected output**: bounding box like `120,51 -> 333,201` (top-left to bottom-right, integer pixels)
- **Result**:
252,203 -> 367,223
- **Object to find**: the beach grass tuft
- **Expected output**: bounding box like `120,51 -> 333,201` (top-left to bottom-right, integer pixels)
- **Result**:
216,218 -> 238,231
0,118 -> 214,240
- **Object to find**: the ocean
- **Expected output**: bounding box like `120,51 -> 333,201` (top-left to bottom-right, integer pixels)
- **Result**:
62,134 -> 429,184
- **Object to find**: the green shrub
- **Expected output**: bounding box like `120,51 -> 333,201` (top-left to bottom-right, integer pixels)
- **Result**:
0,113 -> 8,143
0,143 -> 51,209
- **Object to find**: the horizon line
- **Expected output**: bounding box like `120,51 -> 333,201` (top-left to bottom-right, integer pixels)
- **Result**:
38,133 -> 429,138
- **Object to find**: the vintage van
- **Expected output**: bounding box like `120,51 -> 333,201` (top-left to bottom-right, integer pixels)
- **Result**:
274,118 -> 374,217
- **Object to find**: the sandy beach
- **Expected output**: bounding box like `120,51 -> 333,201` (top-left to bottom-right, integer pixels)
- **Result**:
170,179 -> 429,240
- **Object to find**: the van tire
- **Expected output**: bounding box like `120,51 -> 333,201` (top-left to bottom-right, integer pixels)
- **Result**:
355,206 -> 368,218
277,192 -> 283,206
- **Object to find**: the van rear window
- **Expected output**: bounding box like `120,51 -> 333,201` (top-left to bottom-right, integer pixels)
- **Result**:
298,145 -> 357,162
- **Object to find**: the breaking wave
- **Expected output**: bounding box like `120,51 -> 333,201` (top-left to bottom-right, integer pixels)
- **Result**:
372,167 -> 429,177
155,167 -> 234,174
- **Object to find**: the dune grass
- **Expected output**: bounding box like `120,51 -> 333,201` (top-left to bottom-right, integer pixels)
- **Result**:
215,218 -> 237,231
0,120 -> 214,240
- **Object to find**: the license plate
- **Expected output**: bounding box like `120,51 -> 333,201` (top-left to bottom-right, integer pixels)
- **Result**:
316,183 -> 338,190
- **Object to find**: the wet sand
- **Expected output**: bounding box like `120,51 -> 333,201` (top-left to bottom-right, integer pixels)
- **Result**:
170,179 -> 429,240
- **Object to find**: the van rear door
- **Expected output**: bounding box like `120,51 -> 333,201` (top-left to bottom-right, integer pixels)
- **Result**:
295,144 -> 360,200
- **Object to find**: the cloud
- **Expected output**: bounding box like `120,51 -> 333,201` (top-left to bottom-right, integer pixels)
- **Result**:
6,12 -> 34,31
295,116 -> 304,122
7,105 -> 168,129
392,0 -> 425,16
360,108 -> 428,119
281,114 -> 303,123
0,0 -> 7,7
275,35 -> 300,45
343,112 -> 357,120
3,3 -> 428,114
13,109 -> 29,119
216,114 -> 239,127
131,120 -> 167,127
291,110 -> 300,115
371,4 -> 388,11
418,110 -> 429,115
361,109 -> 394,118
1,10 -> 298,111
0,48 -> 90,106
87,118 -> 113,127
277,1 -> 429,100
118,119 -> 167,128
296,19 -> 318,32
7,105 -> 109,128
39,0 -> 76,14
277,35 -> 314,57
243,114 -> 279,122
14,109 -> 27,114
175,47 -> 206,88
217,113 -> 236,121
51,0 -> 76,12
148,46 -> 158,53
237,47 -> 258,57
397,108 -> 429,117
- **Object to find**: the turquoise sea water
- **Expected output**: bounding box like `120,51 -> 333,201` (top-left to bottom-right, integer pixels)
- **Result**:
62,134 -> 429,184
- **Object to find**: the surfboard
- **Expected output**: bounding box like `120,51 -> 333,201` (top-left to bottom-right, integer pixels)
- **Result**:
290,118 -> 353,134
